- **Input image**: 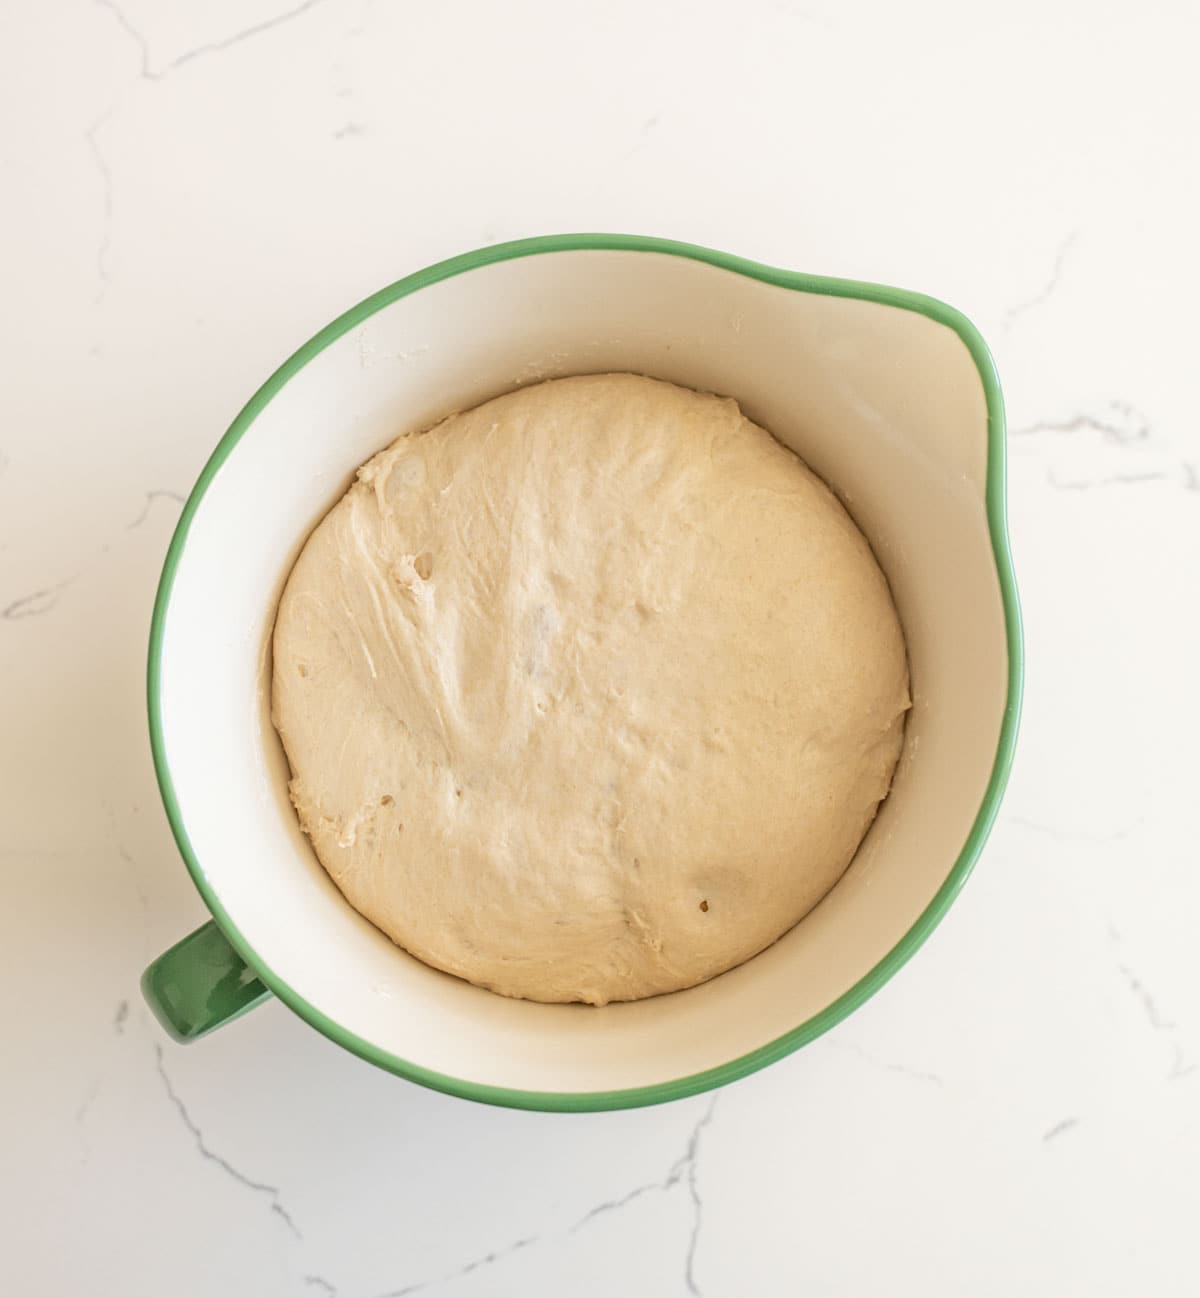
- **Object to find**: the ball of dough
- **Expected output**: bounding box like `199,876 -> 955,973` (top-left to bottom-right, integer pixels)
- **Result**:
272,374 -> 909,1005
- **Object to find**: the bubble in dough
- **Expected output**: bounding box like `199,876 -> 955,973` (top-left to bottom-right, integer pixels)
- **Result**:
271,373 -> 909,1005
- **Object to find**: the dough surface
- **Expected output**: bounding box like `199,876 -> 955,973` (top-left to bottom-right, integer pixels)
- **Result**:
272,374 -> 909,1005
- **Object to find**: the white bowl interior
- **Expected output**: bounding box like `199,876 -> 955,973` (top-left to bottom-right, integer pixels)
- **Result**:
159,249 -> 1007,1094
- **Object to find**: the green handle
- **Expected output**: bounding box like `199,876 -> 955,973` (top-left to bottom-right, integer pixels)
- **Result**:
141,921 -> 272,1042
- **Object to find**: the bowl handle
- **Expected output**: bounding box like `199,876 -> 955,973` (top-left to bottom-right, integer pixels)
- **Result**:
141,921 -> 272,1042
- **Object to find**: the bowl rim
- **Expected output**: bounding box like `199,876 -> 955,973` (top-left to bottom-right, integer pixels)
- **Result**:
147,233 -> 1024,1111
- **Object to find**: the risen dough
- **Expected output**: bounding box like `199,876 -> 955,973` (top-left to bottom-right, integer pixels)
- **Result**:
272,374 -> 909,1005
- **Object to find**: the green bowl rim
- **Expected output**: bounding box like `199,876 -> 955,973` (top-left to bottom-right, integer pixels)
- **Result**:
146,232 -> 1024,1112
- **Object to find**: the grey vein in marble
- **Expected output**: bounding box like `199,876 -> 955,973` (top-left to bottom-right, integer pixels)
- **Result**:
568,1179 -> 662,1231
621,113 -> 662,162
1007,402 -> 1199,492
2,583 -> 70,620
113,999 -> 129,1034
127,488 -> 184,529
1011,405 -> 1150,445
4,484 -> 191,631
74,1079 -> 101,1126
114,837 -> 150,911
73,1079 -> 102,1166
94,0 -> 335,82
103,801 -> 151,913
1104,927 -> 1199,1086
1168,1044 -> 1196,1082
1114,959 -> 1176,1032
1004,230 -> 1078,326
93,0 -> 152,78
828,1038 -> 945,1087
167,0 -> 334,75
1004,813 -> 1144,844
153,1042 -> 301,1239
377,1237 -> 540,1298
1108,926 -> 1176,1033
303,1277 -> 338,1296
672,1094 -> 718,1297
84,112 -> 115,302
1042,1117 -> 1079,1144
1047,468 -> 1169,492
375,1095 -> 720,1297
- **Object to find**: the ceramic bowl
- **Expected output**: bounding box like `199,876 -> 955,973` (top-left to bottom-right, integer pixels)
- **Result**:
142,234 -> 1022,1110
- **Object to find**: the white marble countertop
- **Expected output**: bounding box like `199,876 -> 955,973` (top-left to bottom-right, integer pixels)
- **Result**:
4,1 -> 1198,1294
